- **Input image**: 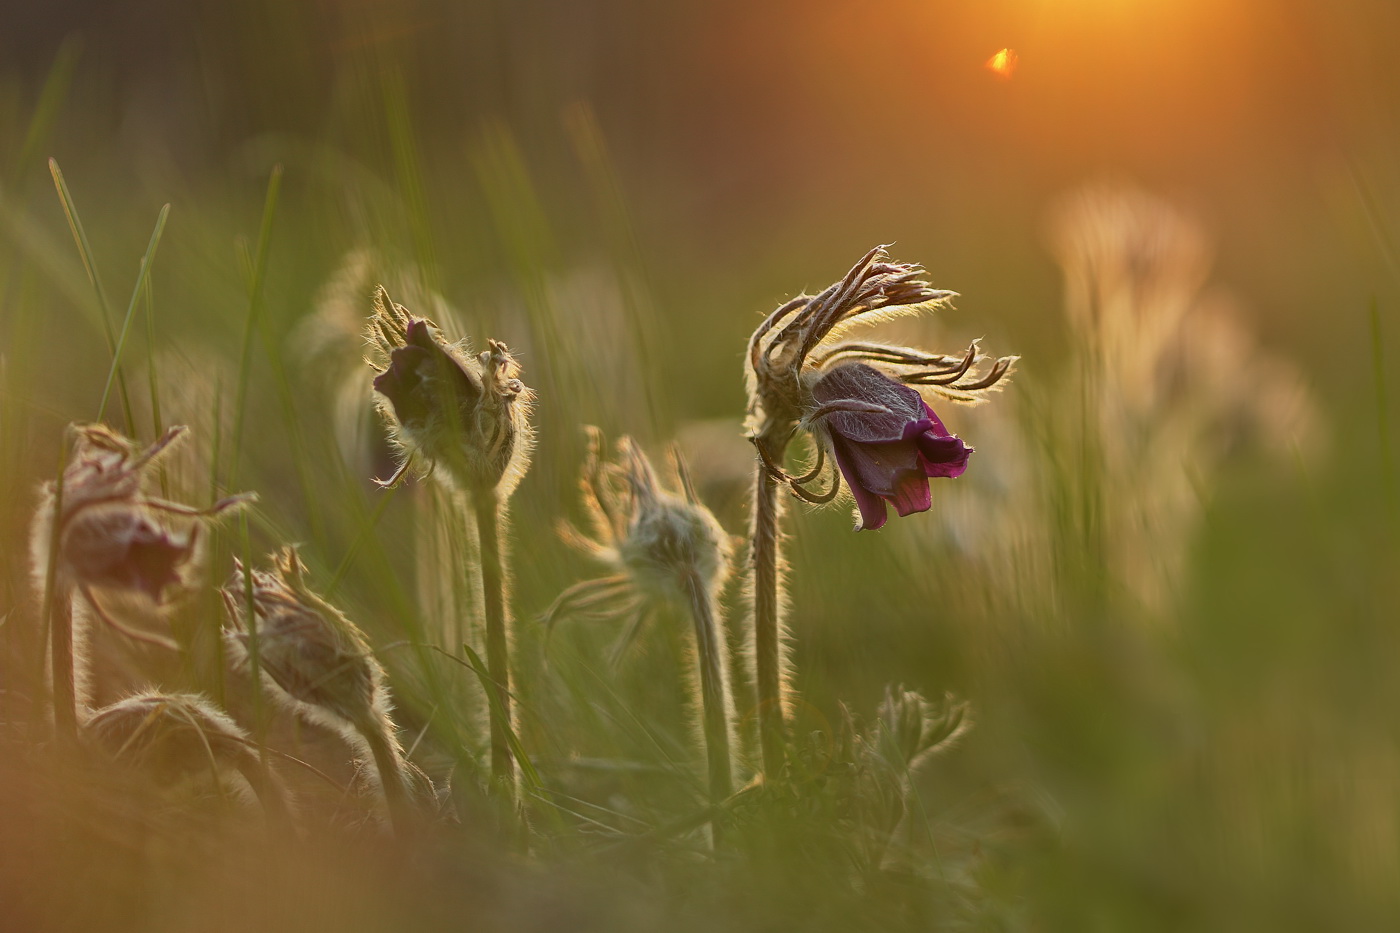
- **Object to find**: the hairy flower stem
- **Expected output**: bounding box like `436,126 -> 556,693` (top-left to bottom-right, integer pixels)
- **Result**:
683,571 -> 735,836
40,440 -> 77,739
360,717 -> 413,834
472,486 -> 515,797
232,757 -> 295,826
749,433 -> 789,776
48,586 -> 77,738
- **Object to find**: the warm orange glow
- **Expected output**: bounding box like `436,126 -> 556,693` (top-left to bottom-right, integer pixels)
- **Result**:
986,47 -> 1018,79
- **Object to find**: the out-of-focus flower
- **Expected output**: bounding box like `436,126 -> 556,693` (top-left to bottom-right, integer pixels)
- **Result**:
744,245 -> 1014,529
222,547 -> 387,735
809,363 -> 973,531
222,546 -> 421,831
86,690 -> 290,817
32,424 -> 253,603
366,287 -> 533,495
545,427 -> 731,647
546,428 -> 738,809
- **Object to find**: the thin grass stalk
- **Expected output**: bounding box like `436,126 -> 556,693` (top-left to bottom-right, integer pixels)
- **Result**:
472,485 -> 514,795
96,203 -> 168,424
47,589 -> 76,738
749,437 -> 788,776
682,571 -> 734,834
1370,297 -> 1396,521
48,158 -> 135,434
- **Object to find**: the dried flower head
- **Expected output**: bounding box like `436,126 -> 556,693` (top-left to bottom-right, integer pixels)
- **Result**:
222,547 -> 418,829
745,246 -> 1016,529
221,547 -> 388,735
545,427 -> 731,640
86,690 -> 288,814
366,286 -> 534,495
31,424 -> 253,604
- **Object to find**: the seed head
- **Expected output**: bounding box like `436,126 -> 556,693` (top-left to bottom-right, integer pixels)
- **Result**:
367,286 -> 534,495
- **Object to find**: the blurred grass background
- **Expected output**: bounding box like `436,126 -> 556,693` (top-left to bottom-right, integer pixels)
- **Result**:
3,0 -> 1400,929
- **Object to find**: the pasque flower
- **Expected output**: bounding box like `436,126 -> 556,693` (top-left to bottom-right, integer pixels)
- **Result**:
30,423 -> 253,735
809,363 -> 972,531
745,245 -> 1015,529
741,245 -> 1013,775
367,286 -> 533,494
367,285 -> 534,796
32,423 -> 253,604
545,428 -> 737,817
222,546 -> 418,831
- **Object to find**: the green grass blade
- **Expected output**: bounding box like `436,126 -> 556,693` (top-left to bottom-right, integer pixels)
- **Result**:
381,67 -> 438,289
457,642 -> 544,793
142,274 -> 162,439
97,203 -> 169,424
49,157 -> 134,432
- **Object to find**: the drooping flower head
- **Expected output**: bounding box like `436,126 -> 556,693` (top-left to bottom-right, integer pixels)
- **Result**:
808,364 -> 972,531
86,690 -> 289,815
31,423 -> 253,604
221,547 -> 388,735
222,546 -> 428,831
366,286 -> 533,495
744,246 -> 1016,530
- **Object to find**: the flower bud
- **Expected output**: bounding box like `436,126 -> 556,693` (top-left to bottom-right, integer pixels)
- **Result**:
221,547 -> 385,734
367,287 -> 533,495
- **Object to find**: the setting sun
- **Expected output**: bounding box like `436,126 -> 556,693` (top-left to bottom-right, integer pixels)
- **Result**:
986,47 -> 1018,79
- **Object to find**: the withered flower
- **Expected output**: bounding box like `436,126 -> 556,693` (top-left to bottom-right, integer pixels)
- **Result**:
30,424 -> 252,735
546,428 -> 730,640
366,286 -> 533,494
87,691 -> 290,818
222,546 -> 416,832
33,423 -> 252,605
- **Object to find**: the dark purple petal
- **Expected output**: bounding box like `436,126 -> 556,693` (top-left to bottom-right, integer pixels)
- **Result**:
827,435 -> 890,531
888,470 -> 933,517
373,323 -> 480,430
124,532 -> 191,602
810,363 -> 972,530
405,319 -> 437,349
64,509 -> 192,600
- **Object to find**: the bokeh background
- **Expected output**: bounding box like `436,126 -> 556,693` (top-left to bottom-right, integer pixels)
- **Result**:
3,0 -> 1400,929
